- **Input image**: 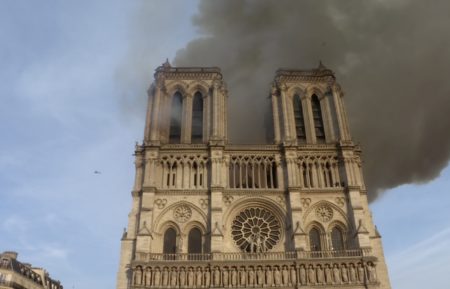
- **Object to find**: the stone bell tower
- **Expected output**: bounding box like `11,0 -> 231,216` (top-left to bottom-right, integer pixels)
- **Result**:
116,61 -> 391,289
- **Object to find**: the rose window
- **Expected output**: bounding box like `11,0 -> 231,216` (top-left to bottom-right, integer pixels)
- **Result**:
231,207 -> 281,253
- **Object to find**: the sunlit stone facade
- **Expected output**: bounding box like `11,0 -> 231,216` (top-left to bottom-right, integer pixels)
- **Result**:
116,61 -> 391,289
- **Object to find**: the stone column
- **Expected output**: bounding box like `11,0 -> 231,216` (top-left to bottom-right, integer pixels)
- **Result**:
149,81 -> 164,143
279,84 -> 293,142
144,86 -> 154,143
301,94 -> 315,144
182,93 -> 193,144
332,84 -> 351,141
271,85 -> 281,144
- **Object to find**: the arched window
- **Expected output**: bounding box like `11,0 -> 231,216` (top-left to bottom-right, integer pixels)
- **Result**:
188,228 -> 202,255
311,94 -> 325,142
163,228 -> 177,255
169,92 -> 183,143
309,227 -> 322,251
191,92 -> 203,143
331,226 -> 345,251
293,94 -> 306,141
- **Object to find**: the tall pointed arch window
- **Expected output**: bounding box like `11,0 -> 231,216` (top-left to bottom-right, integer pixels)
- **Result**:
169,92 -> 183,143
191,92 -> 203,143
293,94 -> 306,141
163,228 -> 177,258
188,227 -> 202,255
311,94 -> 325,142
309,227 -> 322,251
331,226 -> 345,251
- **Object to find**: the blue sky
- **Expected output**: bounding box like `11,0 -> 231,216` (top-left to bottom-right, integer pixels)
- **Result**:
1,1 -> 449,289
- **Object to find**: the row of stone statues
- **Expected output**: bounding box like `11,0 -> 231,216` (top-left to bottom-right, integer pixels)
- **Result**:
132,262 -> 377,287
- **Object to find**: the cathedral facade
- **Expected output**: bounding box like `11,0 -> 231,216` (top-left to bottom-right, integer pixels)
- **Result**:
116,61 -> 391,289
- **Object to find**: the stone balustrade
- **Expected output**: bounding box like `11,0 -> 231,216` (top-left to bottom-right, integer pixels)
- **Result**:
135,249 -> 371,263
130,250 -> 378,288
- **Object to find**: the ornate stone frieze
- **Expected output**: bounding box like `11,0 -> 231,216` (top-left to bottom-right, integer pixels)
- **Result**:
232,207 -> 281,253
315,204 -> 333,222
173,205 -> 192,223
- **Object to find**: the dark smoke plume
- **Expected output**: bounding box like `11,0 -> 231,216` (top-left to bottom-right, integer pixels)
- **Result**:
172,0 -> 450,200
119,0 -> 450,200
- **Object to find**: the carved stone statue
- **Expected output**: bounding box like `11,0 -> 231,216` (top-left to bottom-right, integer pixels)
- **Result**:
162,267 -> 169,286
273,267 -> 281,286
188,267 -> 195,287
289,266 -> 296,285
231,268 -> 237,286
170,268 -> 177,287
196,267 -> 202,287
341,264 -> 348,283
307,265 -> 315,284
357,263 -> 365,283
179,267 -> 186,287
213,267 -> 220,286
154,268 -> 161,286
222,268 -> 229,287
257,267 -> 264,286
134,267 -> 142,285
145,267 -> 152,286
299,265 -> 306,285
367,263 -> 377,282
239,267 -> 246,286
281,266 -> 289,285
333,264 -> 341,284
265,267 -> 273,286
325,265 -> 332,284
248,267 -> 255,286
204,267 -> 211,287
349,264 -> 356,283
316,265 -> 324,284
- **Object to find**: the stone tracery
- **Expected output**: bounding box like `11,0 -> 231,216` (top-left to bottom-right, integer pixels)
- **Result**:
231,207 -> 281,253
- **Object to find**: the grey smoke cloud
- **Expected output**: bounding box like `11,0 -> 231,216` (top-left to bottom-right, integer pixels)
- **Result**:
172,0 -> 450,200
119,0 -> 450,200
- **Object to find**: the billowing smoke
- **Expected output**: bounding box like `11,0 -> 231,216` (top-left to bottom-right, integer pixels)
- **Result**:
172,0 -> 450,200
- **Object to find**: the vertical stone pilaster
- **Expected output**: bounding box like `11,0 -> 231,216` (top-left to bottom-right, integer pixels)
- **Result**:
144,87 -> 154,142
271,87 -> 281,144
149,82 -> 163,143
321,95 -> 335,142
279,84 -> 292,142
302,95 -> 315,144
182,93 -> 193,144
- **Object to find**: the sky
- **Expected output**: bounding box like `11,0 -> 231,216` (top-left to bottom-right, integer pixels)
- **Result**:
0,1 -> 449,289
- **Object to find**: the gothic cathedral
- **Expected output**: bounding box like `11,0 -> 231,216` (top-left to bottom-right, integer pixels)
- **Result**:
116,61 -> 391,289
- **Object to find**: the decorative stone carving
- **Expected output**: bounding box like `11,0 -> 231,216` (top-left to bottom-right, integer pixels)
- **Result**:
266,266 -> 273,286
239,267 -> 246,286
335,197 -> 345,207
248,267 -> 255,286
213,267 -> 220,286
173,204 -> 192,223
196,267 -> 202,287
315,204 -> 333,222
170,268 -> 177,286
179,267 -> 186,286
223,195 -> 234,206
199,199 -> 208,209
300,198 -> 311,208
155,198 -> 167,209
232,207 -> 281,253
187,267 -> 194,287
333,264 -> 340,284
203,267 -> 211,286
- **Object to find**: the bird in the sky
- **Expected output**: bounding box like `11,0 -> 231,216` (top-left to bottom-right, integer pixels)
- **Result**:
94,171 -> 101,174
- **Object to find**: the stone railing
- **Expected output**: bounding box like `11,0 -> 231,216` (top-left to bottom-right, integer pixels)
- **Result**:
135,249 -> 370,263
130,249 -> 378,288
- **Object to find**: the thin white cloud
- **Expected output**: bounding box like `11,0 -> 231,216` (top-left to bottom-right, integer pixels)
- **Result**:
388,226 -> 450,289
